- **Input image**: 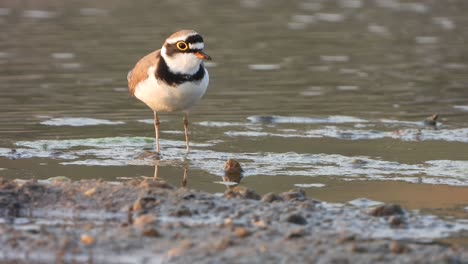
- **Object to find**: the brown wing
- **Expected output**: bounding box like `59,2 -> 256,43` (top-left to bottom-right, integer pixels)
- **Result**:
127,50 -> 161,96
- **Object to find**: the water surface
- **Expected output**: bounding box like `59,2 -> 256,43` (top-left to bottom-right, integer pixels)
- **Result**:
1,0 -> 468,220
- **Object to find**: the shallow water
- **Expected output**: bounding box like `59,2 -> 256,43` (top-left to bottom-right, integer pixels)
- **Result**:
1,0 -> 468,221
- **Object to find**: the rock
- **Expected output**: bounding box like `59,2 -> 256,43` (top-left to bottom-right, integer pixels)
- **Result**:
388,215 -> 406,228
280,189 -> 306,201
368,204 -> 404,217
142,228 -> 160,237
252,220 -> 268,229
285,213 -> 308,225
233,227 -> 250,238
349,243 -> 367,253
286,228 -> 307,239
0,178 -> 16,189
423,114 -> 438,127
80,234 -> 95,246
45,176 -> 71,184
171,206 -> 192,217
214,237 -> 234,251
223,159 -> 244,186
223,218 -> 233,227
138,179 -> 173,190
133,214 -> 156,229
167,240 -> 193,258
83,187 -> 97,197
224,186 -> 260,200
132,196 -> 158,212
261,192 -> 283,203
389,241 -> 406,254
337,233 -> 356,244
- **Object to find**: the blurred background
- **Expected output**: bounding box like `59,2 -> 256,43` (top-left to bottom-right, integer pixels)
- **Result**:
0,0 -> 468,218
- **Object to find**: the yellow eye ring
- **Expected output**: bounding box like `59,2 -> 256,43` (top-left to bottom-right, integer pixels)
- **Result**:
176,41 -> 188,51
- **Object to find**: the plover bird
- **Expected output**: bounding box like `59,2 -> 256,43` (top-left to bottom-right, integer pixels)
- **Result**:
127,30 -> 211,153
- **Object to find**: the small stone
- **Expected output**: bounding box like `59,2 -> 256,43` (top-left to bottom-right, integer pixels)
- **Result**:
46,176 -> 71,183
83,187 -> 97,197
389,241 -> 406,254
261,192 -> 283,203
133,214 -> 156,228
138,179 -> 173,190
368,204 -> 404,217
252,220 -> 268,229
388,215 -> 405,228
224,186 -> 261,200
223,218 -> 233,227
214,237 -> 234,250
350,243 -> 367,253
167,241 -> 194,258
280,189 -> 306,201
285,213 -> 308,225
286,228 -> 306,239
337,233 -> 356,244
233,227 -> 250,238
423,114 -> 438,127
80,234 -> 95,246
132,196 -> 157,212
171,206 -> 192,217
142,228 -> 160,237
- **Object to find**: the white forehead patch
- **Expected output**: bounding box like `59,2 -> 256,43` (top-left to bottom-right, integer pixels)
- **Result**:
166,32 -> 198,44
189,42 -> 204,50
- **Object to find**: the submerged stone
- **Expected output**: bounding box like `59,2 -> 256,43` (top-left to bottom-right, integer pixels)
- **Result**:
368,204 -> 404,217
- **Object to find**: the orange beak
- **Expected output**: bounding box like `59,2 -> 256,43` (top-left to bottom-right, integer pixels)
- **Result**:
194,51 -> 212,60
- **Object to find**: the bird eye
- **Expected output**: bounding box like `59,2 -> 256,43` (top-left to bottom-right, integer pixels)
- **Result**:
176,41 -> 188,51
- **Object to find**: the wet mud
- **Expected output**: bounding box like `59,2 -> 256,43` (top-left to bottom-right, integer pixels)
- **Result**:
0,177 -> 467,264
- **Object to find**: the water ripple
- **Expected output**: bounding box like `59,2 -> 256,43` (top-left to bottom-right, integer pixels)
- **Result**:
0,136 -> 467,186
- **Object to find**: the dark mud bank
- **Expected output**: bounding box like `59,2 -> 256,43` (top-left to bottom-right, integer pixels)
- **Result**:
0,178 -> 467,264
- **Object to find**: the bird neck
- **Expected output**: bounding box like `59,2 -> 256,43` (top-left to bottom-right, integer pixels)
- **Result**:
161,46 -> 201,75
156,55 -> 205,86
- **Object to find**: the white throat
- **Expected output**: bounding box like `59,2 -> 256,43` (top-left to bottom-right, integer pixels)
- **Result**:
161,46 -> 202,75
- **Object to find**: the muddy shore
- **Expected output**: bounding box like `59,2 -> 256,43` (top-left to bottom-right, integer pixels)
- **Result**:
0,177 -> 467,264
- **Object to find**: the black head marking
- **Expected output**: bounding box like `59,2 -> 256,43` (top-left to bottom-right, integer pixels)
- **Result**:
185,34 -> 203,44
164,34 -> 205,57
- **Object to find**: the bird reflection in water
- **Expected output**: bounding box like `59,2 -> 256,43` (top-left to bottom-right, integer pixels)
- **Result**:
152,161 -> 188,188
151,158 -> 244,189
223,159 -> 244,188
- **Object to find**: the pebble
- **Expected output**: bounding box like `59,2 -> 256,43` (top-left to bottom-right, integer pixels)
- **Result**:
132,196 -> 158,212
286,228 -> 307,239
389,241 -> 406,254
167,240 -> 193,258
388,215 -> 406,228
171,206 -> 192,217
138,179 -> 173,190
337,233 -> 356,244
261,192 -> 283,203
252,220 -> 268,229
142,228 -> 160,237
83,187 -> 97,197
80,234 -> 95,246
350,243 -> 367,253
423,114 -> 438,127
368,204 -> 404,217
214,237 -> 234,251
133,214 -> 156,228
224,186 -> 261,200
285,213 -> 308,225
233,227 -> 250,238
280,189 -> 306,201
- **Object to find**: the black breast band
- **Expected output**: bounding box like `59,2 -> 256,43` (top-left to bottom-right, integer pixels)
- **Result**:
156,57 -> 205,86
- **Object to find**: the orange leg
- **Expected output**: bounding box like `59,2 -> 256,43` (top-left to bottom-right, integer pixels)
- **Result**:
154,111 -> 160,152
183,113 -> 190,152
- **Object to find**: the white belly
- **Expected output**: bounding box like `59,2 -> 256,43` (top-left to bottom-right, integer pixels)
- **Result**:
134,66 -> 209,112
